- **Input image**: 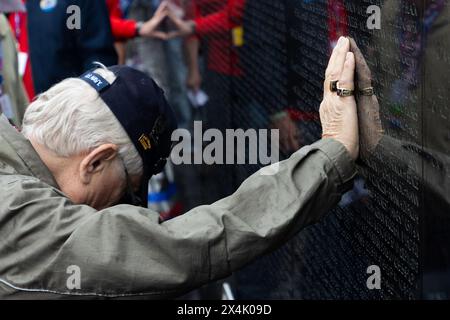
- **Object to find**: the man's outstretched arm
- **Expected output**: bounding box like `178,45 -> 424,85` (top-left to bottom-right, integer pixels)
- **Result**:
0,138 -> 354,299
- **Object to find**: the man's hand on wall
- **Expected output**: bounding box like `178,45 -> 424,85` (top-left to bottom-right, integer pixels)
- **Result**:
320,37 -> 359,160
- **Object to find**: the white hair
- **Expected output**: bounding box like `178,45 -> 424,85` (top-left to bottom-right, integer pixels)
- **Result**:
22,67 -> 143,176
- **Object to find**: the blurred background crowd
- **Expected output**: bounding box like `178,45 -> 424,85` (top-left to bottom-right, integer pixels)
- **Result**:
2,0 -> 449,299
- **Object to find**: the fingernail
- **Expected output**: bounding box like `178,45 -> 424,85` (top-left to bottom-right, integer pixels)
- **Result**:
337,36 -> 345,47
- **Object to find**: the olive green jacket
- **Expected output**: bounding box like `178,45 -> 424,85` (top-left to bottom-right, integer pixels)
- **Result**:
0,115 -> 356,299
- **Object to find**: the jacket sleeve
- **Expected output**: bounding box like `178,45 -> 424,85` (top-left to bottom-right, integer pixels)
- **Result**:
0,139 -> 355,299
106,0 -> 137,40
110,17 -> 137,40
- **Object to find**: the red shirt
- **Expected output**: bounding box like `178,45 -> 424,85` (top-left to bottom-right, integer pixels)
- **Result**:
106,0 -> 137,40
193,0 -> 245,76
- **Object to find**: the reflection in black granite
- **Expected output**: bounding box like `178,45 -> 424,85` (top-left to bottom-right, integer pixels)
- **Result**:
192,0 -> 449,299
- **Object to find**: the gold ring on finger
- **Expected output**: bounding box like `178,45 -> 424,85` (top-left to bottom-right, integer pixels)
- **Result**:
329,80 -> 339,92
359,87 -> 374,96
337,87 -> 354,97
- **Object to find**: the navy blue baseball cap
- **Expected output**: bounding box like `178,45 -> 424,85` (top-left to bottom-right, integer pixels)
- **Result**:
79,65 -> 178,207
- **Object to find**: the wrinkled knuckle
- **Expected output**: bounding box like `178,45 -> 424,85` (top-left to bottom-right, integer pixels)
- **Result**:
328,71 -> 339,80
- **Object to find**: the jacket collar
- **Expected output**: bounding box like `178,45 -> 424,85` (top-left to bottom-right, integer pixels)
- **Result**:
0,115 -> 59,188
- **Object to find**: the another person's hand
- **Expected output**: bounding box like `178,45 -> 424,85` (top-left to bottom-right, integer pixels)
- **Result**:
320,36 -> 359,160
138,1 -> 170,39
186,68 -> 202,92
165,10 -> 196,39
270,112 -> 301,153
348,37 -> 383,158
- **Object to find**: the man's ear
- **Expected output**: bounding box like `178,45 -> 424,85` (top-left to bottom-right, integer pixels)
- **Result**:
79,144 -> 119,184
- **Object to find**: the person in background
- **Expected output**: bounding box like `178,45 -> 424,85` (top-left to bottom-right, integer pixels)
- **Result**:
0,0 -> 28,127
126,0 -> 192,129
106,0 -> 171,64
167,0 -> 301,153
9,0 -> 169,97
107,0 -> 169,40
26,0 -> 118,93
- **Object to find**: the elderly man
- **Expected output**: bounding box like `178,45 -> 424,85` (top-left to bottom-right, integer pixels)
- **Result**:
0,37 -> 359,299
